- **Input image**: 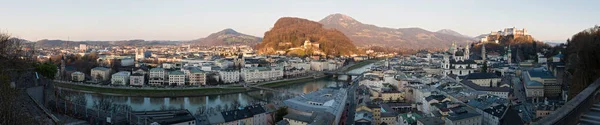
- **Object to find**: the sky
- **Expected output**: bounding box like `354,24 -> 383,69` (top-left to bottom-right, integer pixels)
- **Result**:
0,0 -> 598,42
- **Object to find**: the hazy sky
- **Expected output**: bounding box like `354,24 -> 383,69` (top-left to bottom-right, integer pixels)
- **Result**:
1,0 -> 598,41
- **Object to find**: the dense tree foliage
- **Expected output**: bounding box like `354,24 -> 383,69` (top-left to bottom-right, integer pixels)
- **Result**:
566,26 -> 600,100
274,107 -> 288,123
481,61 -> 488,73
34,63 -> 57,80
257,17 -> 359,56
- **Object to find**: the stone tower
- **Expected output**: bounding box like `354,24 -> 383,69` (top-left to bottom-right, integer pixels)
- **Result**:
481,42 -> 486,62
451,42 -> 457,56
508,45 -> 512,64
60,55 -> 66,80
465,45 -> 470,60
135,48 -> 145,61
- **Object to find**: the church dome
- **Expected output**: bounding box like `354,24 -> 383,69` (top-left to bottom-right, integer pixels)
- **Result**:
455,50 -> 464,56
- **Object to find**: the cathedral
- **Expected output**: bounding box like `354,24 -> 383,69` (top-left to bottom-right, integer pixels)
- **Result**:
441,42 -> 478,76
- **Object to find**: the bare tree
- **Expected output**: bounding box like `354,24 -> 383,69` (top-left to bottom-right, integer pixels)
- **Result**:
93,96 -> 115,111
224,104 -> 230,111
196,106 -> 206,114
216,105 -> 222,112
179,103 -> 185,110
159,104 -> 167,110
69,94 -> 86,105
0,33 -> 34,124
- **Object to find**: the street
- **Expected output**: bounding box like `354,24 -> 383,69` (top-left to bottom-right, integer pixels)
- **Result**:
345,75 -> 361,125
512,76 -> 527,103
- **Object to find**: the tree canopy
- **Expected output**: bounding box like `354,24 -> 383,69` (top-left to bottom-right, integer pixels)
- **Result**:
566,26 -> 600,100
35,63 -> 57,80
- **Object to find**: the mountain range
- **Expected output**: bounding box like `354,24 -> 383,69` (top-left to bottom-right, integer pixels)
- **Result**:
318,13 -> 475,50
436,29 -> 472,38
30,13 -> 478,50
190,28 -> 262,46
32,39 -> 181,48
30,29 -> 262,47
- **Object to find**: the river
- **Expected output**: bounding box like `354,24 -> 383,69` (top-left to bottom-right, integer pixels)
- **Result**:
61,63 -> 373,114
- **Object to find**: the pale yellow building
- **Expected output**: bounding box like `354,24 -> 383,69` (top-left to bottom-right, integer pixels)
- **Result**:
464,73 -> 501,87
381,91 -> 405,102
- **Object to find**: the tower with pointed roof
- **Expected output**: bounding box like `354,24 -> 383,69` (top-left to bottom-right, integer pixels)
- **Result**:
451,41 -> 457,56
442,42 -> 477,77
507,45 -> 512,64
465,44 -> 470,60
60,55 -> 66,80
482,42 -> 486,62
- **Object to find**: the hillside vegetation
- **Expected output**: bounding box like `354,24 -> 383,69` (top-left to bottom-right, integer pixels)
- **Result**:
565,26 -> 600,100
257,17 -> 359,56
472,35 -> 551,61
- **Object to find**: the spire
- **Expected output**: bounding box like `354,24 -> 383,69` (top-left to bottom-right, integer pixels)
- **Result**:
482,42 -> 486,62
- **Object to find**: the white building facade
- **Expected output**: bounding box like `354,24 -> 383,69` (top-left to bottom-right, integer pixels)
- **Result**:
111,71 -> 131,85
441,43 -> 477,77
91,67 -> 111,82
168,71 -> 185,86
219,70 -> 240,84
71,71 -> 85,82
149,68 -> 167,85
129,73 -> 145,86
241,67 -> 283,83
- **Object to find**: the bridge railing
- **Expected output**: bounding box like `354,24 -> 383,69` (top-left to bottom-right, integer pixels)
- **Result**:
534,78 -> 600,125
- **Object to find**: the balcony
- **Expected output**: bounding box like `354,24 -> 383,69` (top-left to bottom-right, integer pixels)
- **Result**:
534,78 -> 600,125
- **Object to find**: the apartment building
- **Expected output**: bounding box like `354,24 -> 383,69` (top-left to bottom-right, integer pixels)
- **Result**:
91,67 -> 111,82
111,71 -> 131,85
129,73 -> 145,86
188,69 -> 206,86
219,69 -> 240,84
241,67 -> 283,83
149,68 -> 166,86
168,71 -> 185,86
71,71 -> 85,82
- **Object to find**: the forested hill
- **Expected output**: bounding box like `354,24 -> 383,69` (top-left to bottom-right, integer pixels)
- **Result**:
257,17 -> 359,56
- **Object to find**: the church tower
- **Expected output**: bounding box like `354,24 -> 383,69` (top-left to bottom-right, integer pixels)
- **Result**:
481,42 -> 486,62
135,48 -> 145,61
60,55 -> 66,80
465,45 -> 470,60
442,54 -> 450,76
508,45 -> 512,64
451,42 -> 457,55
